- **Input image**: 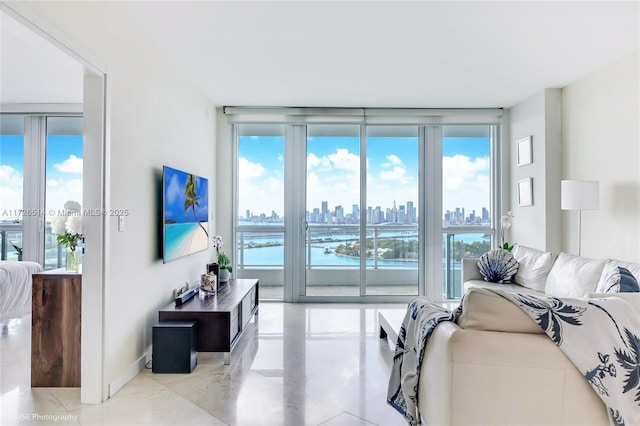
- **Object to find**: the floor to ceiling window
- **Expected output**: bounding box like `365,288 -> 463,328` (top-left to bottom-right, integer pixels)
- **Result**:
0,115 -> 25,261
365,126 -> 419,296
0,114 -> 82,269
440,125 -> 493,299
235,124 -> 285,299
228,108 -> 501,302
305,124 -> 361,296
44,116 -> 83,269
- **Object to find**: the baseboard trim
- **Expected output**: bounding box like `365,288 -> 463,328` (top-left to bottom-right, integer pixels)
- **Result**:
108,346 -> 152,397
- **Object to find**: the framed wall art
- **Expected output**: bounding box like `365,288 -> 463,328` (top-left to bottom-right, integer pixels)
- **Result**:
516,136 -> 532,166
517,177 -> 533,206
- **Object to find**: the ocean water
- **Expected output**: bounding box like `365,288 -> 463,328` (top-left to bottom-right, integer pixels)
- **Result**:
239,232 -> 488,267
164,222 -> 200,261
241,244 -> 411,267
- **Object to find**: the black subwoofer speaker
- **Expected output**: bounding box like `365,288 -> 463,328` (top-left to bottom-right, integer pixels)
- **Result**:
152,321 -> 197,373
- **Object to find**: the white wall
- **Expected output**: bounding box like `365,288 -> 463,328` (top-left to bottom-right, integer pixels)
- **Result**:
562,52 -> 640,261
215,108 -> 233,259
508,89 -> 562,253
23,1 -> 217,396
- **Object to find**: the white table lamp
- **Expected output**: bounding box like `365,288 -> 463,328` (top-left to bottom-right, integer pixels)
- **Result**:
561,180 -> 599,256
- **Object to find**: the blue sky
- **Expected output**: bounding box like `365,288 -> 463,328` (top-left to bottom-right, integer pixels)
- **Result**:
163,166 -> 209,223
1,133 -> 489,223
239,135 -> 490,218
0,135 -> 83,220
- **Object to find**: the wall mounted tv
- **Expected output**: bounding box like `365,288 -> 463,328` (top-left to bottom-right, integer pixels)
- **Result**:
162,166 -> 209,263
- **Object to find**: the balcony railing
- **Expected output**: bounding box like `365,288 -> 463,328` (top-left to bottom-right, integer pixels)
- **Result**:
236,225 -> 492,299
236,224 -> 419,269
0,222 -> 23,261
0,222 -> 68,269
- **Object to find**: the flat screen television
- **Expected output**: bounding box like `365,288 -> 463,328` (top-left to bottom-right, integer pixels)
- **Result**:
162,166 -> 209,263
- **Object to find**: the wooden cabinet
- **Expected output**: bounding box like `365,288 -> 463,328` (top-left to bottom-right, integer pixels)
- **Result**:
158,279 -> 258,364
31,270 -> 81,387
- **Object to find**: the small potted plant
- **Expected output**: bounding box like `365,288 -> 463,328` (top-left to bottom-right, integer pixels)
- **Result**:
10,241 -> 22,261
212,235 -> 233,283
218,252 -> 233,283
500,211 -> 515,252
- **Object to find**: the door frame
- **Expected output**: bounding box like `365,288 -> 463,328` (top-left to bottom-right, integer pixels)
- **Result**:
1,1 -> 110,404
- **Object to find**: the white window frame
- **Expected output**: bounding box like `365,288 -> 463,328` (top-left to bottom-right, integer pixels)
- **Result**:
227,108 -> 504,303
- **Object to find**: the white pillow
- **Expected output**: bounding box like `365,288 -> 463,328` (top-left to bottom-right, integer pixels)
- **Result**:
595,259 -> 640,293
545,252 -> 606,298
511,244 -> 556,292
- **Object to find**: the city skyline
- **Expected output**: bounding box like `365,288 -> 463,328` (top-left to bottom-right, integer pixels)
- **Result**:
238,133 -> 491,226
239,200 -> 492,226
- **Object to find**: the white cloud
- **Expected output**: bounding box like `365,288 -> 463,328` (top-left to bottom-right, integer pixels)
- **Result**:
382,154 -> 403,167
306,171 -> 360,212
380,166 -> 407,182
0,165 -> 23,215
45,177 -> 83,215
442,155 -> 490,213
442,155 -> 488,190
239,157 -> 265,178
237,157 -> 284,216
238,175 -> 284,217
307,153 -> 331,170
0,165 -> 21,184
54,155 -> 83,173
327,149 -> 359,172
0,165 -> 82,218
237,151 -> 491,219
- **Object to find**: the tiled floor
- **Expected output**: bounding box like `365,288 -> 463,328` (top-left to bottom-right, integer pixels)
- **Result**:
1,302 -> 411,426
260,286 -> 419,299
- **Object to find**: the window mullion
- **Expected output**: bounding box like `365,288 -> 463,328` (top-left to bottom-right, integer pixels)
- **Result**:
22,115 -> 46,265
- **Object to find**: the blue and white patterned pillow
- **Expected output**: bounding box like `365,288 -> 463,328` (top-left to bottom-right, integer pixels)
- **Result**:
596,266 -> 640,293
477,249 -> 519,283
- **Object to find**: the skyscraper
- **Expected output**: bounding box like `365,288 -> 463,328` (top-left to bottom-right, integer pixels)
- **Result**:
407,201 -> 415,224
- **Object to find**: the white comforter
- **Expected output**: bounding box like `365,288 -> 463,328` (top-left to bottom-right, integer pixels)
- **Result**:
0,261 -> 43,322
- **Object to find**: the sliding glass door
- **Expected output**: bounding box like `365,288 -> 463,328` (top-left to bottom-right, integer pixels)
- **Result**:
441,125 -> 493,298
0,114 -> 82,269
305,125 -> 361,296
235,124 -> 285,299
231,111 -> 500,302
44,116 -> 83,269
0,115 -> 25,261
365,126 -> 419,296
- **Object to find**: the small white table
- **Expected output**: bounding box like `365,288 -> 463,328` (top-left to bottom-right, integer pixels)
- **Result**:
378,309 -> 406,344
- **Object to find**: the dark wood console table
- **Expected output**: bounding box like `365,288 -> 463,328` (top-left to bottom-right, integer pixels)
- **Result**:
31,269 -> 81,387
158,278 -> 258,364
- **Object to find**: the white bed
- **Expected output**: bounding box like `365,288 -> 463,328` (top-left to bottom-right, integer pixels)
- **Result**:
0,260 -> 43,323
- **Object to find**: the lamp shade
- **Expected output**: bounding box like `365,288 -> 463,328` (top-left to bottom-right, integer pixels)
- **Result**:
561,180 -> 599,210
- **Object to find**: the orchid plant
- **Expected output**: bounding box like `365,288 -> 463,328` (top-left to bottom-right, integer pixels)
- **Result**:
500,211 -> 515,252
212,235 -> 233,273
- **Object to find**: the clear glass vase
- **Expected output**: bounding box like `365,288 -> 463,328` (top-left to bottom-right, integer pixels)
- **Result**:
66,249 -> 81,272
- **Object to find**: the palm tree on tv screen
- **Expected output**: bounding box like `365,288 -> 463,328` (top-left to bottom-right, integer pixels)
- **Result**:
184,174 -> 208,237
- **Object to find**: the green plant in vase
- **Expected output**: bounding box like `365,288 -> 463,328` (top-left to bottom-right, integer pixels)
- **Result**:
218,252 -> 233,282
218,252 -> 233,273
51,200 -> 84,272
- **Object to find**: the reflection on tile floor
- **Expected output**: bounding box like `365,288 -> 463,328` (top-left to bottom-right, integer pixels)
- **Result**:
1,303 -> 410,425
260,286 -> 418,299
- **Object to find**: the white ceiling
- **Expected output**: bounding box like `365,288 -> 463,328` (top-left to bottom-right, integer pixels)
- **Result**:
0,10 -> 84,105
2,1 -> 639,108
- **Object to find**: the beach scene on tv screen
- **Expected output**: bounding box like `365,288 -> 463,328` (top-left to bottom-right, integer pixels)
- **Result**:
164,167 -> 209,262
